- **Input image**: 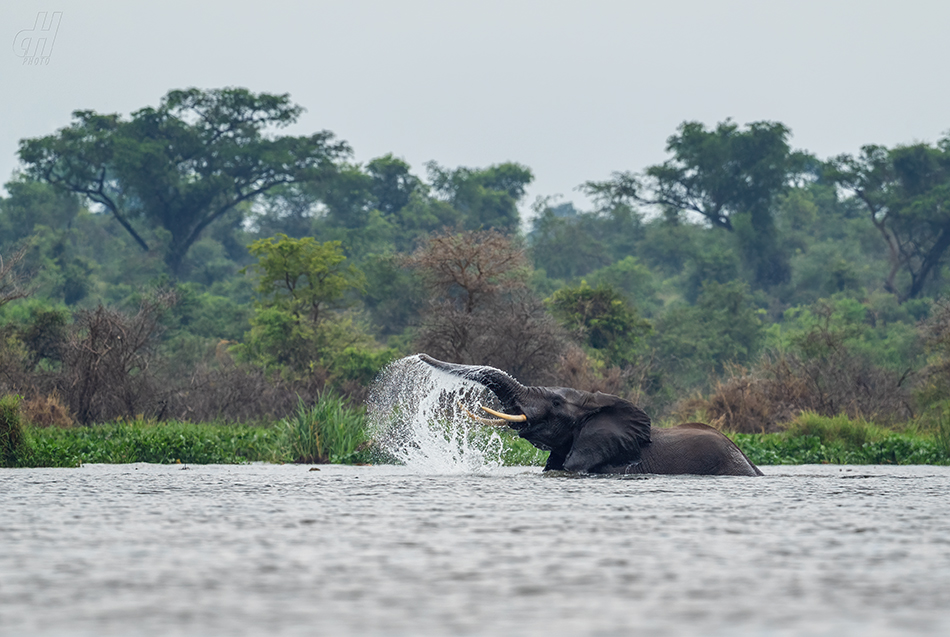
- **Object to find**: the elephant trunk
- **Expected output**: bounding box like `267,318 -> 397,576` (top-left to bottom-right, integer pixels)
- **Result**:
417,354 -> 527,409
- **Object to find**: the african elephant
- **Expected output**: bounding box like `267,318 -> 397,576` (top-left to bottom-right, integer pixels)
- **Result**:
419,354 -> 763,476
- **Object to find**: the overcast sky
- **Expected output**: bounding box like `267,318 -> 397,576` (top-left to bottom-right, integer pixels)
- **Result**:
3,0 -> 949,214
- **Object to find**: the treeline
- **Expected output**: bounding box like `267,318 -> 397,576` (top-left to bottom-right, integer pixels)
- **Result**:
2,87 -> 950,434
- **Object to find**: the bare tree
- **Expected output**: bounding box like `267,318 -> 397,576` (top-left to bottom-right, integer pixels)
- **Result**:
406,229 -> 566,384
60,292 -> 175,424
0,244 -> 34,309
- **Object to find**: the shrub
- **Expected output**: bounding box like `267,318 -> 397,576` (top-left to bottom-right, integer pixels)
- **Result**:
21,392 -> 74,428
681,349 -> 914,433
24,420 -> 285,467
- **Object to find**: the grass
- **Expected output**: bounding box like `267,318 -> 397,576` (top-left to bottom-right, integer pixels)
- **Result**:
1,395 -> 29,466
281,394 -> 370,464
500,433 -> 548,466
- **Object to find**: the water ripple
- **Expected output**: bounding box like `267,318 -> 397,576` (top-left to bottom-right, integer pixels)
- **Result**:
1,463 -> 950,636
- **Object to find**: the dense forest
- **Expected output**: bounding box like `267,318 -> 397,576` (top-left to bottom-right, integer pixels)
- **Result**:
3,87 -> 950,433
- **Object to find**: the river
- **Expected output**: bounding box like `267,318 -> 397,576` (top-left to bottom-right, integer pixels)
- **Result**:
2,463 -> 949,636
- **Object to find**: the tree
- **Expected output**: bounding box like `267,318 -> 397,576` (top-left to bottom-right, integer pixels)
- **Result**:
427,162 -> 533,233
0,244 -> 34,309
18,88 -> 350,276
367,154 -> 425,216
546,282 -> 651,368
590,120 -> 808,287
0,178 -> 79,249
652,281 -> 764,391
827,137 -> 950,300
245,234 -> 364,326
405,229 -> 566,383
241,234 -> 375,382
528,199 -> 643,281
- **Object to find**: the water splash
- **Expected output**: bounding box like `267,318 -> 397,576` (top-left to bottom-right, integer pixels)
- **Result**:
367,355 -> 508,474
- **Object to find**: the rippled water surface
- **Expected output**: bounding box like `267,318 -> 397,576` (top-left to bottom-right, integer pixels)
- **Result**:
3,463 -> 950,636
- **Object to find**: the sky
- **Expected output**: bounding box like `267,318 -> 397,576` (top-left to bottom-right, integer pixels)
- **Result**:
2,0 -> 949,215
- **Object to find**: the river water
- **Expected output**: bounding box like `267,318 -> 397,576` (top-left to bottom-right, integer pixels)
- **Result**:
2,463 -> 950,636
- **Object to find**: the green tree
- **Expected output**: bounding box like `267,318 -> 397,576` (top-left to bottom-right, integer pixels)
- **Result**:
528,200 -> 643,281
592,120 -> 808,287
0,178 -> 79,249
240,234 -> 378,384
18,87 -> 349,276
367,154 -> 425,216
827,137 -> 950,300
652,281 -> 765,389
546,282 -> 651,368
245,234 -> 364,326
427,161 -> 533,233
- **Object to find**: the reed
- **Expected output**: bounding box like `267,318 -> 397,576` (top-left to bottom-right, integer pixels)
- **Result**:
281,394 -> 369,464
1,395 -> 29,467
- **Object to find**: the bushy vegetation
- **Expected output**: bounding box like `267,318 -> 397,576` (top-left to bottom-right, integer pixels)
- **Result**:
4,87 -> 950,466
730,413 -> 950,466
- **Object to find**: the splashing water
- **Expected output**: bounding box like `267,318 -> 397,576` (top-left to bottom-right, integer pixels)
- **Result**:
367,355 -> 509,474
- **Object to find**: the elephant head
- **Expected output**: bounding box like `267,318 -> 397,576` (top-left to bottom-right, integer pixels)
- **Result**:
419,354 -> 651,473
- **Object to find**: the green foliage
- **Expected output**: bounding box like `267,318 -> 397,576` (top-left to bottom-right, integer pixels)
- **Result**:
20,420 -> 284,467
6,98 -> 950,434
546,282 -> 651,367
730,412 -> 950,465
0,178 -> 79,249
528,201 -> 644,281
427,161 -> 533,233
500,433 -> 548,466
585,257 -> 661,316
765,295 -> 923,372
1,395 -> 28,467
18,88 -> 350,275
653,281 -> 764,384
827,136 -> 950,299
603,119 -> 809,287
280,395 -> 368,464
239,234 -> 394,387
245,234 -> 364,323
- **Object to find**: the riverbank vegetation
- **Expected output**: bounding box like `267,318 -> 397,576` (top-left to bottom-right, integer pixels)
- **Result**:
3,397 -> 948,468
3,87 -> 950,467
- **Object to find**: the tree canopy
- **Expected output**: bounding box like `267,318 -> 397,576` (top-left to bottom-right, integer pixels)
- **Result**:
589,120 -> 809,287
18,88 -> 349,276
827,136 -> 950,300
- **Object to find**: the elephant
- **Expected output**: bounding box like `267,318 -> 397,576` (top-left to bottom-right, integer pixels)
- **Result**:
419,354 -> 763,476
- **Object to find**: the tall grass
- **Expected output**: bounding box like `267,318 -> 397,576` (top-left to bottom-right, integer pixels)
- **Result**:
281,394 -> 368,464
1,395 -> 29,467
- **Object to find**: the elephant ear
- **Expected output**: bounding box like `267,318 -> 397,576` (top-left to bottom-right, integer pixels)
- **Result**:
562,394 -> 651,473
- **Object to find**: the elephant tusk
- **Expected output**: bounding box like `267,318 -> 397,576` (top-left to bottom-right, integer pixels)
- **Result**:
479,405 -> 527,422
458,403 -> 507,426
